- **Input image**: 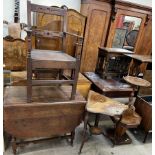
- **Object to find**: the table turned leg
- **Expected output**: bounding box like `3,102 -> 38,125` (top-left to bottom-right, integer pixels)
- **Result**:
113,123 -> 127,146
94,114 -> 100,127
143,131 -> 149,143
11,137 -> 17,155
71,130 -> 75,146
79,112 -> 89,154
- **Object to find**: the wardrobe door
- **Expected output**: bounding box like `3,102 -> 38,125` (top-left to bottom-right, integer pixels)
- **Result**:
80,2 -> 111,72
136,15 -> 152,55
106,8 -> 152,72
106,9 -> 146,53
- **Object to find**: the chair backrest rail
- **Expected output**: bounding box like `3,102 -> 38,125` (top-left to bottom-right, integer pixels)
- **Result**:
31,3 -> 67,16
32,30 -> 64,38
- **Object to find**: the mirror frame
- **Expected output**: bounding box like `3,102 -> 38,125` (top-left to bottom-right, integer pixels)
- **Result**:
106,8 -> 146,53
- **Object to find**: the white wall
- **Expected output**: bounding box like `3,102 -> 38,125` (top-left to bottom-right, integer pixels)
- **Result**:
20,0 -> 81,23
3,0 -> 152,23
3,0 -> 14,22
32,0 -> 81,10
122,0 -> 152,7
124,16 -> 142,29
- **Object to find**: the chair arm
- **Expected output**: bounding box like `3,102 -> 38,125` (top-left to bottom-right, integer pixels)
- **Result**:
64,31 -> 83,40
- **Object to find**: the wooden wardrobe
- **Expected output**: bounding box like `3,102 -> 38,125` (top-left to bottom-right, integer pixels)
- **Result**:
80,0 -> 152,72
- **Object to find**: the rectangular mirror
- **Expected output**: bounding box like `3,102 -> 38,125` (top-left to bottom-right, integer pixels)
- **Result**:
112,15 -> 142,51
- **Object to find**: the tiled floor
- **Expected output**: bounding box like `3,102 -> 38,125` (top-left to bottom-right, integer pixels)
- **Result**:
4,118 -> 152,155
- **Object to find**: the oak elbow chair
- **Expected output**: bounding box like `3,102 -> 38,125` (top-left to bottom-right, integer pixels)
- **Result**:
26,1 -> 83,102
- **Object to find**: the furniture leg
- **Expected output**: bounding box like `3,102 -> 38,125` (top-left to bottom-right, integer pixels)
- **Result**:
79,112 -> 89,154
71,130 -> 75,146
113,123 -> 127,146
143,131 -> 149,143
11,137 -> 17,155
58,69 -> 63,80
94,113 -> 100,127
27,57 -> 32,103
71,60 -> 80,100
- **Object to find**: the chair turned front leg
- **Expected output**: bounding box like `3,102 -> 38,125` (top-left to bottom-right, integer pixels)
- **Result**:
79,112 -> 89,154
71,60 -> 80,100
27,84 -> 32,103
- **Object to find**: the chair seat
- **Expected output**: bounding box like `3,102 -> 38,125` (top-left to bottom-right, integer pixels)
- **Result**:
31,49 -> 76,62
31,49 -> 76,69
112,111 -> 141,127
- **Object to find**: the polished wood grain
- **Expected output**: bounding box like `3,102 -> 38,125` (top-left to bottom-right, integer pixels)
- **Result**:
80,1 -> 111,72
80,0 -> 152,72
123,76 -> 151,87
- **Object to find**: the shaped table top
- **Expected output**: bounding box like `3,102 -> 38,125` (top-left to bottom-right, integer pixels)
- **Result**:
86,90 -> 128,116
124,54 -> 152,63
123,76 -> 151,87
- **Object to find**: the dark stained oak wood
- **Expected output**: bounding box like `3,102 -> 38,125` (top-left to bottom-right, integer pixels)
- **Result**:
31,50 -> 76,61
4,86 -> 86,138
109,104 -> 141,146
125,54 -> 152,63
125,54 -> 152,76
3,9 -> 86,72
4,86 -> 86,154
84,72 -> 133,97
134,96 -> 152,142
27,1 -> 84,102
31,50 -> 76,69
95,47 -> 133,78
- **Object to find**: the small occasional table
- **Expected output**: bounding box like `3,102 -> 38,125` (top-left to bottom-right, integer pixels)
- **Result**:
4,86 -> 86,155
84,72 -> 135,132
79,90 -> 128,153
123,75 -> 151,106
125,54 -> 152,76
84,72 -> 134,98
96,47 -> 134,78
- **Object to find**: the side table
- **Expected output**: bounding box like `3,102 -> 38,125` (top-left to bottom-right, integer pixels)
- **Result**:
79,90 -> 128,153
